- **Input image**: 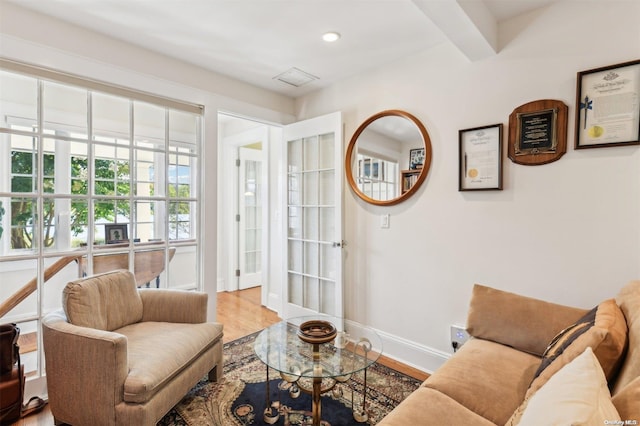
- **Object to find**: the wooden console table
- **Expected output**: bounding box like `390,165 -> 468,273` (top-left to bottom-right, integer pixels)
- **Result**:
77,243 -> 176,288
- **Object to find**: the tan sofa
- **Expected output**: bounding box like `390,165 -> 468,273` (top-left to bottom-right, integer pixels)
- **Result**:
42,270 -> 224,426
380,280 -> 640,425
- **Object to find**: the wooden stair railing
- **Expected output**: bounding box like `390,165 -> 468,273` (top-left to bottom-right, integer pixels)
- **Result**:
0,254 -> 82,318
1,246 -> 177,318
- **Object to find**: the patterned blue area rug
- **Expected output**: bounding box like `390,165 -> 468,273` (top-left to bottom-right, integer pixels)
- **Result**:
158,332 -> 422,425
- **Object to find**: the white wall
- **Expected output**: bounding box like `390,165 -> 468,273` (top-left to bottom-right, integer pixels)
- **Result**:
296,1 -> 640,371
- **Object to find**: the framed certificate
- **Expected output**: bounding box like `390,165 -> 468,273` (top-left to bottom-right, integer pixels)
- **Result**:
508,99 -> 568,165
459,123 -> 503,191
575,60 -> 640,149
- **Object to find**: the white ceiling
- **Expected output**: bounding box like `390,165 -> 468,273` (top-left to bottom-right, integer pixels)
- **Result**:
3,0 -> 561,98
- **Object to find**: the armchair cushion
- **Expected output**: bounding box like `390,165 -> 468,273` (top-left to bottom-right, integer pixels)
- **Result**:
63,269 -> 143,331
139,288 -> 208,323
119,321 -> 223,403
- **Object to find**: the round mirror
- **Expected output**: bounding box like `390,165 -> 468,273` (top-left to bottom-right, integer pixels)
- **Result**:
345,110 -> 432,206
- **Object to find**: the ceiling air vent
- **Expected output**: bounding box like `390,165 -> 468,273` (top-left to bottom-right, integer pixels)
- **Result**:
273,67 -> 319,87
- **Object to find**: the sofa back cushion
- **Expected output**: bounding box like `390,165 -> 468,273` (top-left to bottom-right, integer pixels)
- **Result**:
613,280 -> 640,393
63,269 -> 143,331
466,284 -> 588,356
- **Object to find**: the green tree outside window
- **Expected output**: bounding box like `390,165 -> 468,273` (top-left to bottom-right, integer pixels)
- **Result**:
8,151 -> 131,249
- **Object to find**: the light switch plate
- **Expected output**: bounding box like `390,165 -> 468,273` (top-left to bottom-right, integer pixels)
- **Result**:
381,214 -> 390,228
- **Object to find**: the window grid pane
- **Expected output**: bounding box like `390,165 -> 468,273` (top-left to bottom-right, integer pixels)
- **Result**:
43,81 -> 88,135
0,70 -> 38,131
0,68 -> 203,383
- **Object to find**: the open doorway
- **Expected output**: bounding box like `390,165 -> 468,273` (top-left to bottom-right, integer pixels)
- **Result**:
217,113 -> 280,309
217,111 -> 343,318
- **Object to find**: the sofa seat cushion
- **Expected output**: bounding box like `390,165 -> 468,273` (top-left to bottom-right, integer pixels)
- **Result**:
422,338 -> 540,425
64,270 -> 143,331
379,387 -> 495,426
118,321 -> 223,403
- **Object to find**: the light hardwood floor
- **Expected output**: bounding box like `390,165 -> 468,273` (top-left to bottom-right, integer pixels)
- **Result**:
14,287 -> 428,425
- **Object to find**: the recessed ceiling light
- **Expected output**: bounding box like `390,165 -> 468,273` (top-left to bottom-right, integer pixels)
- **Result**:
322,32 -> 341,42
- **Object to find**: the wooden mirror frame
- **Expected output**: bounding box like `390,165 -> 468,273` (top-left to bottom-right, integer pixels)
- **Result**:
345,110 -> 432,206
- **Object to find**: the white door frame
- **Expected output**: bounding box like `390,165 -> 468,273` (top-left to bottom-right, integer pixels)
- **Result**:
219,117 -> 270,299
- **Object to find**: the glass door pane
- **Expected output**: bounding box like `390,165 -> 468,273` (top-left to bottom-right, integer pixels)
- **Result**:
239,147 -> 262,289
284,112 -> 343,319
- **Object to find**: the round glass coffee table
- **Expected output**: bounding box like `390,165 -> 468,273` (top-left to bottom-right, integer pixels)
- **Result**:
254,315 -> 382,426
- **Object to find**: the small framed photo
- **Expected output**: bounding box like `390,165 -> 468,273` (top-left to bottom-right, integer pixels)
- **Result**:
363,158 -> 371,177
459,124 -> 503,191
409,148 -> 425,169
105,224 -> 128,244
575,59 -> 640,149
372,161 -> 380,179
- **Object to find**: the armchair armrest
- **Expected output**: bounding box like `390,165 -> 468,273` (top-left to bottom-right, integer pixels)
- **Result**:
466,284 -> 589,356
42,310 -> 128,424
139,289 -> 208,323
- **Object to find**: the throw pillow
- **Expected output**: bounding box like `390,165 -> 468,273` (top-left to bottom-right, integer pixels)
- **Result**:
516,347 -> 620,426
531,305 -> 597,380
531,299 -> 627,388
505,299 -> 628,426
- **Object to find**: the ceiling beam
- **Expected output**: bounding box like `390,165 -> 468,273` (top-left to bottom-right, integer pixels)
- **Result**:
412,0 -> 498,61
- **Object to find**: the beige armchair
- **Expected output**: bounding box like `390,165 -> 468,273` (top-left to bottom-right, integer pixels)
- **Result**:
42,269 -> 223,426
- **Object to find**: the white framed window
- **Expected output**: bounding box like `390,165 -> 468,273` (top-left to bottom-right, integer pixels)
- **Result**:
0,65 -> 203,383
355,153 -> 399,200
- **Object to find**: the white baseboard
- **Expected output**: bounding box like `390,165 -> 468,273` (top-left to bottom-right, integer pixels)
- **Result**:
345,320 -> 450,375
266,291 -> 282,315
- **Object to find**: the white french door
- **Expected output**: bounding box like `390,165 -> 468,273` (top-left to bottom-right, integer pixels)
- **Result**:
282,112 -> 344,319
238,146 -> 262,289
